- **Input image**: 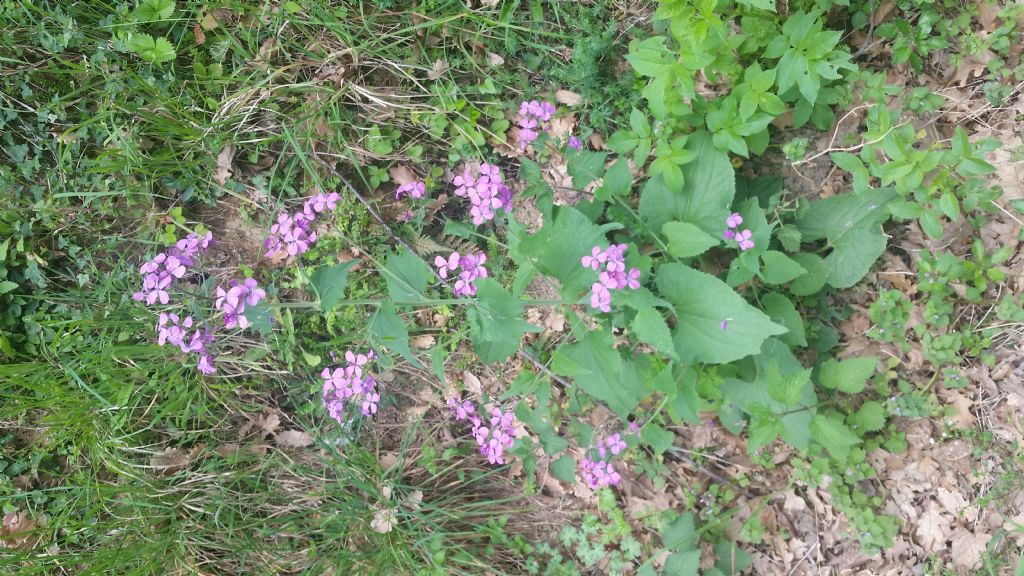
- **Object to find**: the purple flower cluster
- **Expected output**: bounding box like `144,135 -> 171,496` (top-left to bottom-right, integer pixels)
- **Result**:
395,181 -> 426,200
579,428 -> 638,490
723,212 -> 754,251
452,163 -> 513,226
214,278 -> 266,329
434,251 -> 489,297
516,100 -> 556,149
567,135 -> 583,150
321,350 -> 380,422
448,398 -> 519,465
132,232 -> 212,305
581,244 -> 641,313
264,192 -> 340,259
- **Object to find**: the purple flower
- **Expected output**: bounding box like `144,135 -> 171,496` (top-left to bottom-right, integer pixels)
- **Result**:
396,181 -> 426,200
723,229 -> 736,240
735,229 -> 754,251
568,135 -> 582,150
581,246 -> 607,270
590,283 -> 612,313
435,252 -> 461,279
605,433 -> 627,455
197,353 -> 217,375
726,212 -> 743,229
321,349 -> 380,423
720,319 -> 729,331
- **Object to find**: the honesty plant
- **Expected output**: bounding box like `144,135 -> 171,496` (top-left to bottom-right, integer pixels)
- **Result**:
264,192 -> 340,258
434,251 -> 489,297
582,244 -> 641,313
321,350 -> 380,422
452,163 -> 513,226
449,396 -> 520,465
516,99 -> 556,149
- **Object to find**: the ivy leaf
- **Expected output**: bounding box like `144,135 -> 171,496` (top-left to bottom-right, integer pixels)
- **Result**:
657,263 -> 786,364
661,221 -> 719,258
811,413 -> 860,462
552,328 -> 647,417
468,279 -> 541,363
368,303 -> 421,368
310,260 -> 360,312
759,250 -> 807,285
382,247 -> 432,303
567,150 -> 607,188
639,131 -> 735,236
514,206 -> 620,299
817,356 -> 877,394
134,0 -> 175,22
128,33 -> 176,64
796,188 -> 896,288
631,307 -> 678,361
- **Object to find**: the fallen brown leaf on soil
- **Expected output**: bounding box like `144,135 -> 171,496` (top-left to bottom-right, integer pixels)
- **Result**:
555,89 -> 583,106
214,142 -> 236,186
1,510 -> 39,551
915,500 -> 949,551
150,447 -> 193,476
950,527 -> 991,569
274,430 -> 314,448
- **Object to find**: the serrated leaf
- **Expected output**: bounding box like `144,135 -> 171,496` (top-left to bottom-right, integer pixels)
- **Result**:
817,356 -> 877,394
761,292 -> 806,347
641,424 -> 674,455
639,131 -> 735,235
656,263 -> 786,364
552,328 -> 647,417
0,280 -> 17,295
595,158 -> 632,201
128,33 -> 176,64
760,250 -> 807,285
851,400 -> 886,432
567,150 -> 607,189
662,512 -> 697,551
631,307 -> 678,361
382,247 -> 432,303
134,0 -> 175,22
310,260 -> 359,312
661,221 -> 719,258
811,413 -> 860,462
369,303 -> 420,367
787,252 -> 829,296
550,455 -> 576,483
796,188 -> 896,288
242,303 -> 274,336
468,278 -> 541,363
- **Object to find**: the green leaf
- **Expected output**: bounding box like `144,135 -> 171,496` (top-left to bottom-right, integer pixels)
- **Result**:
938,192 -> 960,220
661,221 -> 719,258
662,512 -> 697,551
134,0 -> 175,22
918,209 -> 944,239
128,33 -> 176,64
796,188 -> 896,288
468,279 -> 541,363
787,253 -> 829,296
631,307 -> 678,361
514,206 -> 619,299
382,247 -> 432,303
625,36 -> 674,77
567,150 -> 607,189
762,292 -> 806,347
641,424 -> 675,455
242,303 -> 274,336
817,356 -> 877,394
550,455 -> 577,483
656,263 -> 787,364
369,303 -> 421,367
851,400 -> 886,432
760,250 -> 807,285
310,260 -> 360,312
639,131 -> 735,235
552,328 -> 647,417
664,550 -> 701,575
595,158 -> 632,201
811,413 -> 861,462
0,281 -> 17,295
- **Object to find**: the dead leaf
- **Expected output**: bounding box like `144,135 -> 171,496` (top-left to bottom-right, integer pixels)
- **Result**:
379,451 -> 400,471
941,390 -> 977,429
463,370 -> 483,398
370,508 -> 397,533
427,59 -> 449,81
555,89 -> 583,106
486,52 -> 505,67
915,500 -> 949,551
389,164 -> 416,186
0,510 -> 38,551
410,334 -> 435,349
150,447 -> 192,476
977,1 -> 1000,31
214,142 -> 235,186
274,430 -> 313,448
950,528 -> 992,569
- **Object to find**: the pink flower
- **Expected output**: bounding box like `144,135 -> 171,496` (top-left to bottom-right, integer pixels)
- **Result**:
590,283 -> 612,313
726,212 -> 743,229
625,268 -> 641,289
735,229 -> 754,251
581,246 -> 607,270
605,433 -> 627,455
568,135 -> 582,150
396,181 -> 426,200
723,229 -> 736,240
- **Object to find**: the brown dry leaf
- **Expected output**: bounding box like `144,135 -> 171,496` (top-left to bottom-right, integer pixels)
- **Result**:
150,447 -> 192,476
370,508 -> 397,534
935,487 -> 973,520
410,334 -> 435,349
427,59 -> 448,81
379,451 -> 400,471
941,390 -> 977,429
389,164 -> 416,186
977,1 -> 1000,31
555,89 -> 583,106
274,430 -> 314,449
546,114 -> 576,142
462,370 -> 483,397
253,410 -> 281,438
872,0 -> 897,25
486,52 -> 505,67
1,510 -> 38,550
214,142 -> 235,186
950,528 -> 992,569
915,500 -> 949,551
